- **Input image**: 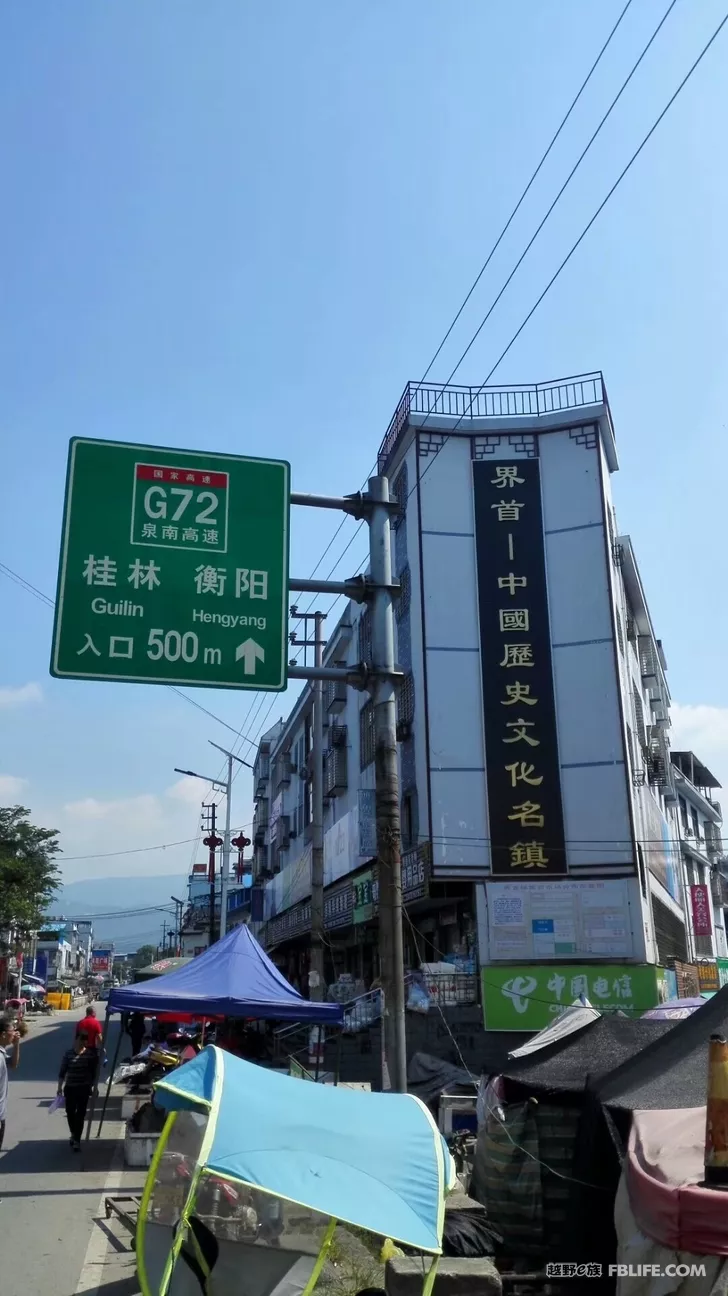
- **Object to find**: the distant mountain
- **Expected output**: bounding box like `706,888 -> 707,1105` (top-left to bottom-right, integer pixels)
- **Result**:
48,874 -> 187,953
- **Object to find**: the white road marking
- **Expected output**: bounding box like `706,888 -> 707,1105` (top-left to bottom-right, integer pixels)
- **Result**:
74,1136 -> 128,1295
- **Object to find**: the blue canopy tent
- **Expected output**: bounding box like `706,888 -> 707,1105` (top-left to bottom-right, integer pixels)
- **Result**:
90,927 -> 343,1140
137,1047 -> 456,1295
107,925 -> 343,1023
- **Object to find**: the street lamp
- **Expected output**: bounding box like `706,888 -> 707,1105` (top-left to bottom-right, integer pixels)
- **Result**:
174,742 -> 253,939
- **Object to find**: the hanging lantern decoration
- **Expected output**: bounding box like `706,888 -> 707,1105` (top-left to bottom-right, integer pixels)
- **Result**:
203,833 -> 223,883
232,833 -> 251,882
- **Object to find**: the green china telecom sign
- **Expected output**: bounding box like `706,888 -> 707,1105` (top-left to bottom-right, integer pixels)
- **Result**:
482,963 -> 661,1031
51,438 -> 290,691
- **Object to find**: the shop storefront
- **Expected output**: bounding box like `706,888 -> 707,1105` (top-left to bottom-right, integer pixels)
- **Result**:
264,847 -> 476,993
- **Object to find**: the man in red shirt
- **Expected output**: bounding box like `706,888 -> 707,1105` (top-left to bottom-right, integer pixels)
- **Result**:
75,1005 -> 102,1050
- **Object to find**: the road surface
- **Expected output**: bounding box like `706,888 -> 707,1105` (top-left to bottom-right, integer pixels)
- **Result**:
0,1005 -> 145,1294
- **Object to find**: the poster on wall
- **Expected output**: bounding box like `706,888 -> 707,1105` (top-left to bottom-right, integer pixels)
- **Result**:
323,791 -> 377,887
639,787 -> 679,901
482,962 -> 660,1030
486,879 -> 633,960
473,459 -> 566,877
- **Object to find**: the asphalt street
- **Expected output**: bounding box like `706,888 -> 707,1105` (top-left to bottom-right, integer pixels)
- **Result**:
0,1005 -> 145,1295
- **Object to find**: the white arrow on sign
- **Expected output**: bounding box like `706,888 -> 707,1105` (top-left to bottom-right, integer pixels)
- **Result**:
235,638 -> 265,675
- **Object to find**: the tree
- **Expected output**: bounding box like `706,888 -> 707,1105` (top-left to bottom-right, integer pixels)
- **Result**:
0,806 -> 61,944
131,945 -> 156,969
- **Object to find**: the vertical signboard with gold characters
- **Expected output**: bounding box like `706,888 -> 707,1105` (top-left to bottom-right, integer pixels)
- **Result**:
473,458 -> 567,877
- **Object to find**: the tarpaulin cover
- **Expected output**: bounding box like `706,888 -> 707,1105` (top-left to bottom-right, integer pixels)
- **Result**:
597,982 -> 728,1112
507,1000 -> 600,1059
407,1052 -> 475,1106
501,1015 -> 673,1099
108,925 -> 343,1023
154,1046 -> 456,1253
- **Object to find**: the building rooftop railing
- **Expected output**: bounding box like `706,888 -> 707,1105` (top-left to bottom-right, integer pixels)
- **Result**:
378,371 -> 608,473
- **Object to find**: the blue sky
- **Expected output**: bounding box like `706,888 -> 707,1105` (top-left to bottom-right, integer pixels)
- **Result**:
2,1 -> 728,887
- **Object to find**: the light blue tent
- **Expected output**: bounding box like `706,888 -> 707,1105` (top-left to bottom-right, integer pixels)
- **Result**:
137,1046 -> 456,1296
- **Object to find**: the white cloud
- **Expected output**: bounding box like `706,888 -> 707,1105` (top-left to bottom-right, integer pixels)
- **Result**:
52,781 -> 237,885
166,777 -> 209,807
0,682 -> 42,709
63,793 -> 160,822
670,702 -> 728,790
0,774 -> 28,799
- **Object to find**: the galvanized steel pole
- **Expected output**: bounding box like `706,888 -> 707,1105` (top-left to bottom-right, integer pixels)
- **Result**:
310,611 -> 326,1003
368,475 -> 407,1092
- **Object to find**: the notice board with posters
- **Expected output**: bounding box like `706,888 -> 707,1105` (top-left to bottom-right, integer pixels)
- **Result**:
486,879 -> 633,960
473,458 -> 566,877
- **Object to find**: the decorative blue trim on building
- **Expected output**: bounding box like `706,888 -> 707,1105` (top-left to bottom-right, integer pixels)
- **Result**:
545,521 -> 604,536
560,759 -> 626,769
552,637 -> 612,648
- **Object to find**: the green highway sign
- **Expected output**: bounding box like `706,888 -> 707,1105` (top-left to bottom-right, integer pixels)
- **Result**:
51,438 -> 290,691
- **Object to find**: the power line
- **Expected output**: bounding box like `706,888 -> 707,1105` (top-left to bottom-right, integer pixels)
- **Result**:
401,1 -> 725,510
59,825 -> 252,862
416,0 -> 636,386
406,0 -> 700,504
47,903 -> 177,921
233,1 -> 683,785
421,0 -> 679,408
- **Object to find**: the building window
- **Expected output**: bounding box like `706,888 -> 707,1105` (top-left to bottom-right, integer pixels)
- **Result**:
679,795 -> 689,835
632,686 -> 646,750
360,700 -> 375,769
397,672 -> 415,729
691,807 -> 701,841
402,788 -> 418,850
358,608 -> 372,665
615,610 -> 624,656
392,464 -> 408,530
396,564 -> 411,621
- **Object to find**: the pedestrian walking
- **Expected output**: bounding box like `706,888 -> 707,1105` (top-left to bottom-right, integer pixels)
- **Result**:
0,1014 -> 21,1152
75,1003 -> 102,1050
58,1030 -> 97,1151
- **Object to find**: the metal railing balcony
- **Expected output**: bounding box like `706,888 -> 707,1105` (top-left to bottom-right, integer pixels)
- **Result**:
378,371 -> 608,472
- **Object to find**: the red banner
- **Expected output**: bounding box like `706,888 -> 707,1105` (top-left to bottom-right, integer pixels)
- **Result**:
136,464 -> 227,488
691,884 -> 712,937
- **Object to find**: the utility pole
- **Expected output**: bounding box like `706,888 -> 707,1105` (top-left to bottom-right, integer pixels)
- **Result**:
288,607 -> 327,1001
287,479 -> 406,1091
202,802 -> 220,947
311,610 -> 326,1001
171,896 -> 185,955
368,476 -> 406,1093
176,747 -> 251,944
208,742 -> 249,939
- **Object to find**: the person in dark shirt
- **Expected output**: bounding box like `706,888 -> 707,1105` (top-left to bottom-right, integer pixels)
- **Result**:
58,1031 -> 98,1150
128,1011 -> 146,1057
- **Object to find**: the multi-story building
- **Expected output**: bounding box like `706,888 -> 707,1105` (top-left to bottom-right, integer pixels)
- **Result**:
669,751 -> 727,965
180,862 -> 248,955
253,372 -> 719,1033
